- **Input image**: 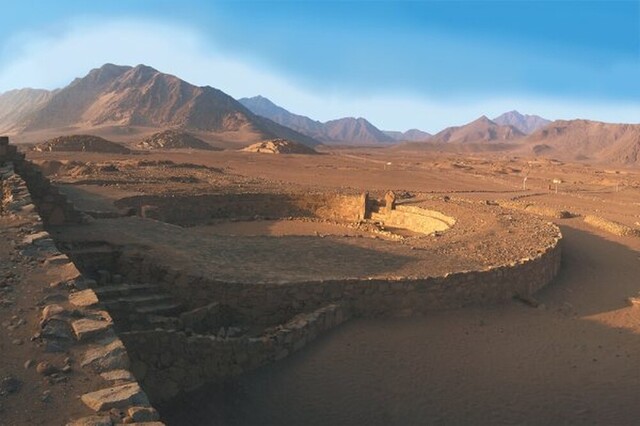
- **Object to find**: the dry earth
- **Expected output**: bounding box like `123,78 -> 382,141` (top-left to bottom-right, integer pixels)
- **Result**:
11,145 -> 640,425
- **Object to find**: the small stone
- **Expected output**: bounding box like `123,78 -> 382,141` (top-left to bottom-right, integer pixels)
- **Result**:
127,406 -> 160,422
44,254 -> 71,266
36,361 -> 59,376
0,375 -> 21,394
41,303 -> 67,322
24,359 -> 34,369
12,338 -> 23,345
62,365 -> 72,373
40,390 -> 52,402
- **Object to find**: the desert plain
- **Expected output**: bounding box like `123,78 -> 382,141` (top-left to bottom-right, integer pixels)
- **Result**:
1,138 -> 639,425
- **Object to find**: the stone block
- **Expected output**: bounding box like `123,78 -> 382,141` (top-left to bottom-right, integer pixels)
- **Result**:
72,312 -> 113,341
80,382 -> 149,411
82,338 -> 130,372
100,369 -> 135,383
128,406 -> 160,422
69,289 -> 100,307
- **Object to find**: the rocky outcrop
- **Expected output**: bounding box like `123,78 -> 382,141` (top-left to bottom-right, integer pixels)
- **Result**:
33,135 -> 131,154
135,130 -> 219,151
241,138 -> 318,154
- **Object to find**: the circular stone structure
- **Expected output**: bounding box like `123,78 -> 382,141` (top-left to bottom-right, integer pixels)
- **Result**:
56,191 -> 562,316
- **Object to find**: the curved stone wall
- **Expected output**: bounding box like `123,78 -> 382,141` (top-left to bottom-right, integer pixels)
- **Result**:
371,204 -> 456,235
110,226 -> 561,402
114,228 -> 561,323
115,192 -> 369,226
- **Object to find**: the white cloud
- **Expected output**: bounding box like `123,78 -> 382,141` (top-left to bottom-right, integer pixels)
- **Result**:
0,18 -> 638,133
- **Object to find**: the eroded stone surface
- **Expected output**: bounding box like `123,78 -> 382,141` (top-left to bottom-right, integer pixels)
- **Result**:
82,338 -> 130,372
100,369 -> 135,383
69,289 -> 99,308
128,406 -> 160,422
66,415 -> 113,426
81,383 -> 149,412
72,312 -> 113,341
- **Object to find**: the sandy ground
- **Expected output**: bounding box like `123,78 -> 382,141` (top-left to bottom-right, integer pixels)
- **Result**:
162,220 -> 640,426
23,146 -> 640,425
0,215 -> 102,426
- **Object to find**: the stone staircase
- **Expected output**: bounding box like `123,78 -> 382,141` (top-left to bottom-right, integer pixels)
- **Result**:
93,282 -> 184,332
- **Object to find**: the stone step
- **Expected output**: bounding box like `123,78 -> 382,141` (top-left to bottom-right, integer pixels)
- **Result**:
136,302 -> 183,316
104,294 -> 173,310
94,284 -> 159,299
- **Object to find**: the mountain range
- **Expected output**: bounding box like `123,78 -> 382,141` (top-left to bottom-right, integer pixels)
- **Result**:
0,64 -> 319,147
1,63 -> 638,165
429,116 -> 525,144
239,95 -> 398,145
522,119 -> 640,165
383,129 -> 432,142
493,110 -> 551,134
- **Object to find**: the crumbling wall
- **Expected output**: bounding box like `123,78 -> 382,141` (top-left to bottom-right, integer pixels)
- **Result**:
115,192 -> 367,226
121,303 -> 350,402
0,155 -> 164,425
0,137 -> 84,226
584,215 -> 640,237
371,205 -> 455,235
114,229 -> 561,323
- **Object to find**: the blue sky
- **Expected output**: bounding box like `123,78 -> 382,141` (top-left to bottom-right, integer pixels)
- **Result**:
0,0 -> 638,132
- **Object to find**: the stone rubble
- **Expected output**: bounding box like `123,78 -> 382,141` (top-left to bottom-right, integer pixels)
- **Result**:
0,140 -> 165,426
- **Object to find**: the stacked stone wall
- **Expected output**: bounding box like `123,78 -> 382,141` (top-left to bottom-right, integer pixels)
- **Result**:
0,157 -> 164,425
115,192 -> 367,226
121,303 -> 350,401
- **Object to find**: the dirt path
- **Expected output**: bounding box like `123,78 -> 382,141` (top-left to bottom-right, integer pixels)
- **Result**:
161,220 -> 640,425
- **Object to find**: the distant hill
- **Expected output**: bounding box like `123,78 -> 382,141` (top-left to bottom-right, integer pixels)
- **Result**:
239,95 -> 394,145
0,88 -> 54,133
238,95 -> 326,140
384,129 -> 431,142
33,134 -> 131,154
321,117 -> 394,145
136,130 -> 220,150
9,64 -> 318,147
493,110 -> 551,134
241,138 -> 317,154
430,116 -> 525,144
522,119 -> 640,165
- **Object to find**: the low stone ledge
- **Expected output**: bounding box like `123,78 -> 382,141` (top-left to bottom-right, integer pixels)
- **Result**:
499,200 -> 575,219
584,215 -> 640,237
80,382 -> 149,411
0,158 -> 164,425
121,302 -> 352,402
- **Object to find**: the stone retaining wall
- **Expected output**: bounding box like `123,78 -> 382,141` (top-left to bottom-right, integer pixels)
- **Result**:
0,138 -> 84,226
583,215 -> 640,237
120,303 -> 350,402
371,204 -> 455,234
114,230 -> 561,326
115,192 -> 367,226
0,139 -> 164,425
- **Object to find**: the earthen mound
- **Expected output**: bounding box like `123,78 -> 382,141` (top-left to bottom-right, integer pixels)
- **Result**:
136,130 -> 219,151
242,139 -> 317,155
33,135 -> 131,154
